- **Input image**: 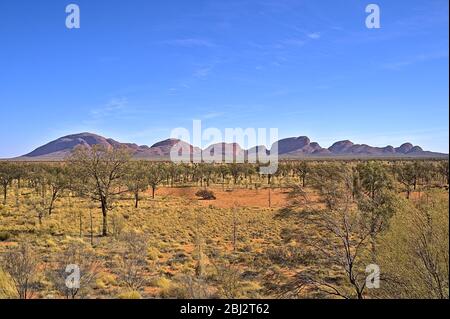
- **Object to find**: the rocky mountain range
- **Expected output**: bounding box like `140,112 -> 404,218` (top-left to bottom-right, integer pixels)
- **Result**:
12,132 -> 448,161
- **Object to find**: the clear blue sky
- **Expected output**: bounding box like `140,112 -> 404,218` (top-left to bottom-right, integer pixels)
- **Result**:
0,0 -> 448,157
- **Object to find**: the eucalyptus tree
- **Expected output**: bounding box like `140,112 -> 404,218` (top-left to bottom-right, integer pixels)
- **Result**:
355,161 -> 396,260
45,165 -> 70,215
395,162 -> 418,199
0,162 -> 15,205
147,163 -> 166,199
437,160 -> 449,185
68,145 -> 131,236
217,164 -> 230,189
293,162 -> 309,187
126,161 -> 149,208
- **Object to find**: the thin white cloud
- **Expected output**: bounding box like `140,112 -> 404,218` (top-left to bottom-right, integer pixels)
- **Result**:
165,38 -> 216,48
91,97 -> 128,118
382,51 -> 448,70
202,112 -> 225,120
193,66 -> 213,78
307,32 -> 321,39
280,38 -> 306,47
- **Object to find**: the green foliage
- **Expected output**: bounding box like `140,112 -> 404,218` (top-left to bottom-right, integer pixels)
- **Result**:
376,190 -> 449,299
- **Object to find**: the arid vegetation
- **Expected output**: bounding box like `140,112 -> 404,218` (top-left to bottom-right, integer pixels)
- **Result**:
0,145 -> 448,299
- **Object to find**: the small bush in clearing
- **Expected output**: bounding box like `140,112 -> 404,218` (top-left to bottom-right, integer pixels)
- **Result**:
0,232 -> 11,242
195,189 -> 216,200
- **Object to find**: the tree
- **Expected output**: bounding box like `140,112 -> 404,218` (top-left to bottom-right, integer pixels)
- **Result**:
228,163 -> 242,186
0,162 -> 14,205
147,163 -> 166,199
198,163 -> 214,187
276,165 -> 375,299
68,145 -> 131,236
45,165 -> 69,215
217,164 -> 229,190
356,161 -> 391,200
395,162 -> 417,199
294,162 -> 309,187
1,241 -> 39,299
126,161 -> 149,208
437,160 -> 449,186
355,162 -> 396,260
377,190 -> 449,299
309,163 -> 356,211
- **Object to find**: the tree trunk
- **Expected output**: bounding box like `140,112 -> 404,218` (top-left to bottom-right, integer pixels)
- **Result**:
90,210 -> 94,247
2,185 -> 7,205
152,187 -> 155,199
101,197 -> 108,236
134,192 -> 139,208
48,191 -> 57,215
79,211 -> 83,238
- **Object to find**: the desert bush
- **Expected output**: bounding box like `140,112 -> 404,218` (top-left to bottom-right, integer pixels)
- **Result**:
156,274 -> 215,299
0,268 -> 18,298
115,231 -> 150,291
195,189 -> 216,200
1,241 -> 40,299
110,212 -> 126,239
47,239 -> 101,299
95,272 -> 117,290
0,232 -> 11,242
117,290 -> 142,299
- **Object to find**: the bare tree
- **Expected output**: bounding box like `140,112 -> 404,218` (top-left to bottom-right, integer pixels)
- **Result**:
274,165 -> 375,299
192,210 -> 206,278
48,240 -> 101,299
211,256 -> 243,299
1,241 -> 39,299
116,231 -> 149,291
231,206 -> 240,251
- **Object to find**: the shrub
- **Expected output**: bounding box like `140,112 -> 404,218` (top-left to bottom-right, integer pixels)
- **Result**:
195,189 -> 216,200
0,268 -> 17,298
118,290 -> 142,299
0,232 -> 10,242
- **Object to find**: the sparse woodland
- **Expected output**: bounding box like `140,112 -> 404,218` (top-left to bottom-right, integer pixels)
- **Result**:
0,145 -> 448,299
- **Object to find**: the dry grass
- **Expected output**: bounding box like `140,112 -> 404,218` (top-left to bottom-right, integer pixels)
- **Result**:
0,186 -> 297,299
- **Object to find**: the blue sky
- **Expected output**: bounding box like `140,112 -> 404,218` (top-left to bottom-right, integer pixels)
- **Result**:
0,0 -> 448,157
